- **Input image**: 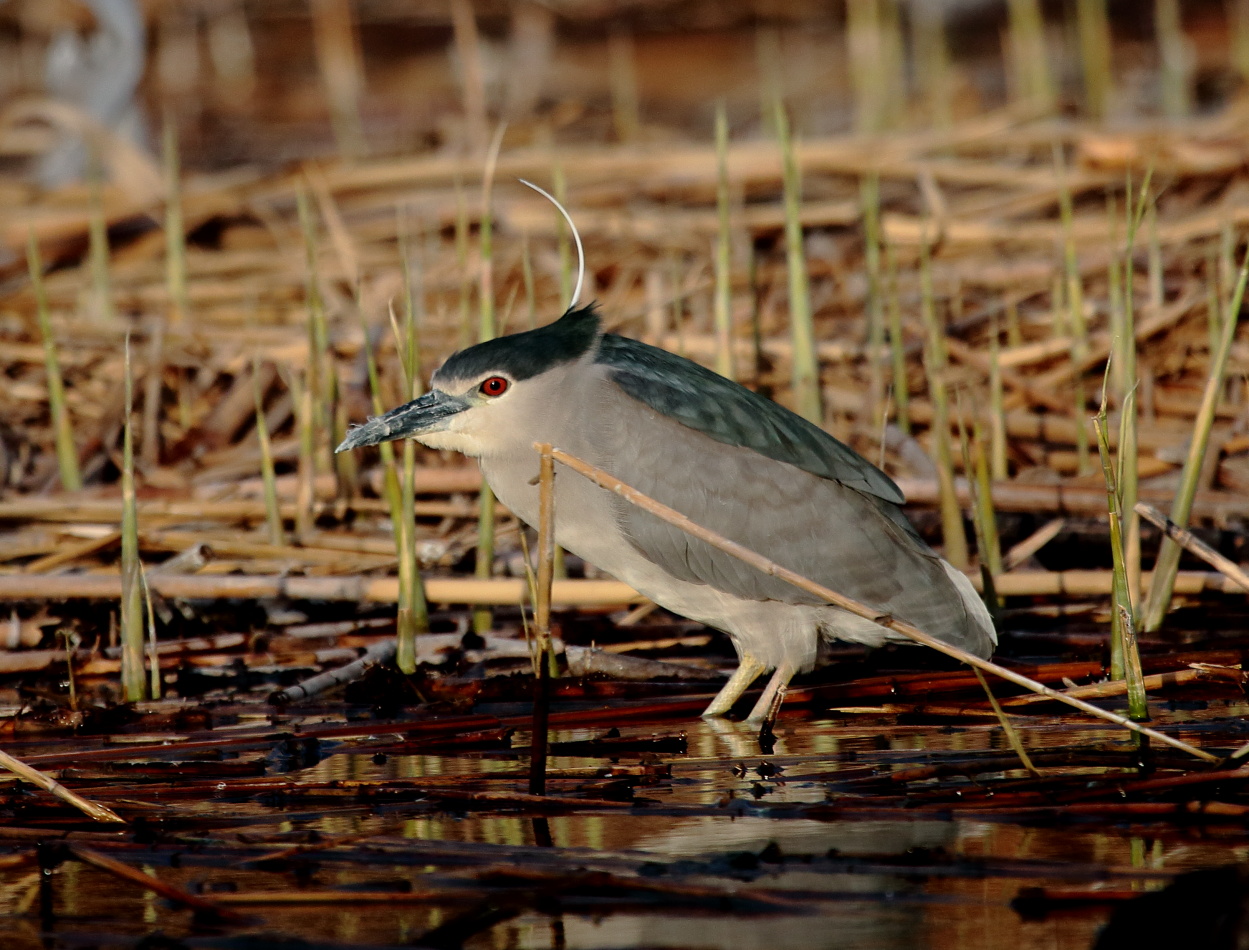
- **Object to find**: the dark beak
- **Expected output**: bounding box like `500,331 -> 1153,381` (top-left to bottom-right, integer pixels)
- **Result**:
335,389 -> 469,452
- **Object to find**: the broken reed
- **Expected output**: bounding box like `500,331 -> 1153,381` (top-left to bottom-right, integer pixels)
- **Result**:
26,233 -> 81,492
775,101 -> 820,425
120,335 -> 145,702
1142,241 -> 1249,632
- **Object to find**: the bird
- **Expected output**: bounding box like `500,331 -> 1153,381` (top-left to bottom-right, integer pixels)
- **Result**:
336,301 -> 997,722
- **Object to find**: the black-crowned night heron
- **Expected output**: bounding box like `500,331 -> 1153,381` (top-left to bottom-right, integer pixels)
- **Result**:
337,303 -> 996,722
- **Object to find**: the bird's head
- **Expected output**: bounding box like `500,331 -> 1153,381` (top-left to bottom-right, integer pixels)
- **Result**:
336,304 -> 601,459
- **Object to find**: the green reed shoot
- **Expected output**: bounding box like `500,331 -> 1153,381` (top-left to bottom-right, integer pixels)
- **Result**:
289,370 -> 316,540
252,360 -> 286,546
1121,167 -> 1153,633
163,114 -> 190,325
1142,244 -> 1249,632
1155,0 -> 1192,118
1006,0 -> 1055,111
988,310 -> 1008,481
554,166 -> 572,309
1076,0 -> 1113,119
974,667 -> 1038,775
714,102 -> 735,381
27,234 -> 82,492
862,173 -> 885,434
1055,144 -> 1090,474
1095,375 -> 1147,721
120,335 -> 145,702
296,189 -> 331,476
776,101 -> 821,425
919,232 -> 968,569
884,240 -> 909,434
88,156 -> 114,323
474,132 -> 506,635
393,235 -> 431,668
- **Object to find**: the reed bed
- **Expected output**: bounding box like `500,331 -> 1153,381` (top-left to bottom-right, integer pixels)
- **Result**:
0,1 -> 1246,757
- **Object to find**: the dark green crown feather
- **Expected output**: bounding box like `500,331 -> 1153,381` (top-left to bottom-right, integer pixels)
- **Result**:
434,304 -> 601,385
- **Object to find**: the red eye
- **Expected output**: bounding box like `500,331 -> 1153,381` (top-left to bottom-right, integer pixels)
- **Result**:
479,376 -> 509,397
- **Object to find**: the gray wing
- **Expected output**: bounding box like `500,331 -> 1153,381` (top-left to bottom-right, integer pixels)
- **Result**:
596,334 -> 904,504
593,382 -> 976,645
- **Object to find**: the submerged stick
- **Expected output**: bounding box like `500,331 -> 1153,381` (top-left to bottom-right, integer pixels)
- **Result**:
269,639 -> 397,705
543,444 -> 1217,763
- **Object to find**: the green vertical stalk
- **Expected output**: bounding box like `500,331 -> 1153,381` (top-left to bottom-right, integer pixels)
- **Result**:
713,102 -> 735,381
884,241 -> 909,434
1233,0 -> 1249,84
296,190 -> 331,478
395,238 -> 430,668
88,157 -> 114,323
1122,169 -> 1152,631
1007,0 -> 1055,111
1094,390 -> 1147,722
27,234 -> 82,492
521,233 -> 537,328
919,234 -> 968,569
119,336 -> 145,702
163,114 -> 189,325
253,360 -> 286,546
1055,144 -> 1090,475
988,311 -> 1008,481
1142,246 -> 1249,631
776,102 -> 821,424
554,167 -> 572,309
1155,0 -> 1192,118
290,371 -> 316,541
1076,0 -> 1113,120
862,173 -> 885,435
474,145 -> 502,635
910,3 -> 952,129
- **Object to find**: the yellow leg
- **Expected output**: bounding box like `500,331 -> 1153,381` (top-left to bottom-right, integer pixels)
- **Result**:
701,654 -> 766,717
745,664 -> 795,723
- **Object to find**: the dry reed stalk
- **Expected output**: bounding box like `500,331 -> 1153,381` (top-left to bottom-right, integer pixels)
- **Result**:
544,444 -> 1216,762
862,173 -> 885,434
0,750 -> 123,823
1135,502 -> 1249,594
1142,244 -> 1249,631
27,232 -> 81,492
